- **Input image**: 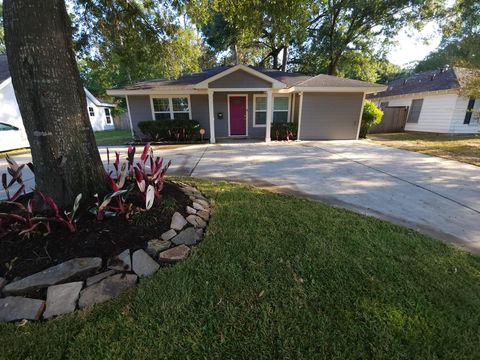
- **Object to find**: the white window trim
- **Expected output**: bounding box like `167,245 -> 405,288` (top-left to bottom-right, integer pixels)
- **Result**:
150,95 -> 192,120
253,94 -> 291,127
104,108 -> 112,124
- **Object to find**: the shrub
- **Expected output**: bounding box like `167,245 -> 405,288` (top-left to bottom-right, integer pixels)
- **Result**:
359,100 -> 383,138
138,120 -> 200,142
271,122 -> 298,141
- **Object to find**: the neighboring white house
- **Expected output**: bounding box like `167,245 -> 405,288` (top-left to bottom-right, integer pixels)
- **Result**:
0,54 -> 116,150
369,67 -> 480,134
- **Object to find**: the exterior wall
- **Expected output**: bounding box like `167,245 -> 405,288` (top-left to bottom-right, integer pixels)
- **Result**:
209,70 -> 272,88
373,93 -> 479,134
127,95 -> 153,135
86,98 -> 115,131
190,94 -> 210,137
300,92 -> 363,140
292,93 -> 300,122
450,95 -> 480,134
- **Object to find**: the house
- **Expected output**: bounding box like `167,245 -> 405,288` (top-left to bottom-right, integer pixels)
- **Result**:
107,64 -> 386,142
369,67 -> 480,134
0,54 -> 116,147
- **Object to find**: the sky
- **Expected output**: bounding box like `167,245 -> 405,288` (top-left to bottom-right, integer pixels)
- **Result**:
387,21 -> 443,68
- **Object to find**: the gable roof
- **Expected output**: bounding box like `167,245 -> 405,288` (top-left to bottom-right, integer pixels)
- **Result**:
109,64 -> 385,93
369,67 -> 479,99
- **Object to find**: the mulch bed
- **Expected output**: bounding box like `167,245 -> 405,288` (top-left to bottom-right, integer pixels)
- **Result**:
0,181 -> 189,281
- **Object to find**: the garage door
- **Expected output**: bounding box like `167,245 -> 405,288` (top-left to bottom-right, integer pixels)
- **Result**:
299,93 -> 363,140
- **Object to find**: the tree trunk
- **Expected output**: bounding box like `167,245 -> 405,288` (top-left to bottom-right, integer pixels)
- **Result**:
231,44 -> 239,65
3,0 -> 108,207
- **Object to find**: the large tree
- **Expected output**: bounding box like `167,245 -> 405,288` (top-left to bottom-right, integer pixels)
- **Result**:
73,0 -> 202,96
299,0 -> 442,76
3,0 -> 108,207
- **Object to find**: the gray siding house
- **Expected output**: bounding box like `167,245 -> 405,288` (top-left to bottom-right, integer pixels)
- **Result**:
107,65 -> 386,142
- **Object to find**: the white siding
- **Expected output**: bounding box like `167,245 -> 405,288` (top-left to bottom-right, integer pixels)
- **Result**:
87,98 -> 115,131
449,96 -> 480,134
375,93 -> 459,133
0,80 -> 29,147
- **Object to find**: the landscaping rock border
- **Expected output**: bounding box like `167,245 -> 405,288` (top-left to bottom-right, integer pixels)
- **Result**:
0,182 -> 212,323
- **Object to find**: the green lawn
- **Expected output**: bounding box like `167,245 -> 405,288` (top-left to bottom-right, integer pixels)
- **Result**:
368,132 -> 480,166
2,179 -> 480,359
94,130 -> 133,146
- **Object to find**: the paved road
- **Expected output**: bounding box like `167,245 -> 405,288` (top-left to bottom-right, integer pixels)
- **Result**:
2,141 -> 480,254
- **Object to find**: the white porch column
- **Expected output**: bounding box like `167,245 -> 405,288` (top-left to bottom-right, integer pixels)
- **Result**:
297,92 -> 304,141
208,90 -> 216,144
265,89 -> 273,142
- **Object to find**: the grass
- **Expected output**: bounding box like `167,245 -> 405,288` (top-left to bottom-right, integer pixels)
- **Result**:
94,130 -> 133,146
2,179 -> 480,359
368,132 -> 480,166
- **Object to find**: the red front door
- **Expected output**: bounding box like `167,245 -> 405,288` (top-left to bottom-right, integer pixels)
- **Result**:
229,96 -> 247,136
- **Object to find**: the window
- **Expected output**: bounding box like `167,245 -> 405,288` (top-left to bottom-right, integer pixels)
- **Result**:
407,99 -> 423,123
88,107 -> 95,117
105,108 -> 112,124
464,98 -> 476,124
254,96 -> 267,126
254,95 -> 290,126
273,97 -> 289,123
152,97 -> 190,120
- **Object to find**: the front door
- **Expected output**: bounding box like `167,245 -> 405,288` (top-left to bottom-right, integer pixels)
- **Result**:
229,96 -> 247,136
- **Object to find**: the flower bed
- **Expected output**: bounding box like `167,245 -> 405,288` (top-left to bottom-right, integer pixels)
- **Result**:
0,146 -> 213,322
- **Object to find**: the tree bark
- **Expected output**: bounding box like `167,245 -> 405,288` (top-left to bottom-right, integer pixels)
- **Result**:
3,0 -> 108,207
281,45 -> 288,72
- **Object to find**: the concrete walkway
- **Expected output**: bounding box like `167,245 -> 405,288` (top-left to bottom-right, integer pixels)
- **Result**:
2,141 -> 480,254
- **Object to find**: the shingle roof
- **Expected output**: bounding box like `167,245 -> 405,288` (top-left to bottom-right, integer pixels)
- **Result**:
0,55 -> 10,84
111,65 -> 384,91
369,67 -> 479,99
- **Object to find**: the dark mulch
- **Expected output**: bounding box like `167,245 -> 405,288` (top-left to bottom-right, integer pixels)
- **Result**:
0,181 -> 189,280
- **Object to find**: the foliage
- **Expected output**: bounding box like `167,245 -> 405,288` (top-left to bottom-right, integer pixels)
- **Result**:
359,100 -> 383,138
0,3 -> 4,54
271,122 -> 298,141
297,0 -> 442,77
138,120 -> 201,142
72,0 -> 202,96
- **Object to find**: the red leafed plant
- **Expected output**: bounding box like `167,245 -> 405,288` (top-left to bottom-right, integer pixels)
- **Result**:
1,154 -> 33,201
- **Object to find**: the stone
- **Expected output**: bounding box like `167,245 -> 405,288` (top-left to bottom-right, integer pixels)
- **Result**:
108,249 -> 131,272
146,239 -> 171,257
0,297 -> 45,322
186,215 -> 207,228
78,274 -> 137,309
132,250 -> 160,277
43,282 -> 83,319
197,210 -> 210,221
194,198 -> 210,209
170,212 -> 187,231
158,245 -> 191,263
192,202 -> 205,211
3,257 -> 102,296
186,206 -> 197,215
86,270 -> 116,287
171,227 -> 197,246
161,229 -> 177,241
195,228 -> 204,242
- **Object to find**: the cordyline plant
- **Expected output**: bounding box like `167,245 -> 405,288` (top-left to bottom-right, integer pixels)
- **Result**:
1,154 -> 34,201
103,143 -> 171,215
0,192 -> 82,238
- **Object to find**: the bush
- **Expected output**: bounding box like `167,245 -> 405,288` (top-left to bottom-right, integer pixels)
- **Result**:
271,122 -> 298,141
359,100 -> 383,138
138,120 -> 201,142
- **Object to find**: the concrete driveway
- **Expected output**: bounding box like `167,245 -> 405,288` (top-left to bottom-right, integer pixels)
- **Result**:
2,141 -> 480,254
